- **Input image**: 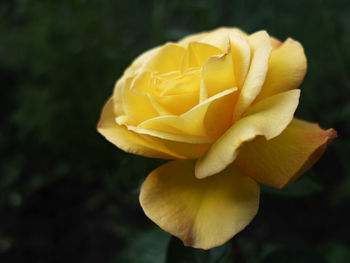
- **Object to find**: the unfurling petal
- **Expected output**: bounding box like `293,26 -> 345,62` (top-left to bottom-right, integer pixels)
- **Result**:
123,46 -> 161,77
152,69 -> 201,115
232,30 -> 272,121
178,27 -> 247,51
139,160 -> 260,250
229,32 -> 251,88
137,88 -> 238,140
98,98 -> 173,158
200,51 -> 236,100
235,118 -> 337,188
97,98 -> 210,159
270,37 -> 282,49
181,42 -> 222,71
195,89 -> 300,179
143,43 -> 185,74
255,38 -> 307,101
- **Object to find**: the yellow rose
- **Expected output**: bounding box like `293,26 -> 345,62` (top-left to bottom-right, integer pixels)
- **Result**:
97,28 -> 337,249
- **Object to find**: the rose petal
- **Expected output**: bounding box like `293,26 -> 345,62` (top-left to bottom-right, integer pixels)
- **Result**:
98,98 -> 210,159
200,51 -> 236,101
152,91 -> 199,116
123,125 -> 212,144
140,160 -> 260,250
181,42 -> 222,71
98,98 -> 174,158
178,27 -> 247,51
255,38 -> 307,101
232,30 -> 272,121
235,118 -> 337,188
137,88 -> 238,140
123,46 -> 161,77
229,32 -> 251,88
143,43 -> 185,74
158,69 -> 200,96
114,72 -> 159,126
270,37 -> 282,49
195,89 -> 300,179
152,69 -> 201,115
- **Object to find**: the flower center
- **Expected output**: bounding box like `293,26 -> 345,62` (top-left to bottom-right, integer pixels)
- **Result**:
153,69 -> 200,97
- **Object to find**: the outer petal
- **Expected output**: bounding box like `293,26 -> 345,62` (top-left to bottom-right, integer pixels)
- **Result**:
98,98 -> 173,158
123,46 -> 161,77
97,98 -> 210,159
178,27 -> 247,51
117,86 -> 160,126
235,118 -> 337,188
123,125 -> 211,144
270,37 -> 282,49
140,160 -> 260,250
229,32 -> 251,88
177,31 -> 209,47
195,89 -> 300,179
113,71 -> 161,125
255,38 -> 307,101
232,30 -> 272,121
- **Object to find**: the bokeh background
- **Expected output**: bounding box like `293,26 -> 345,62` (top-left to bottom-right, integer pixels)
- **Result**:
1,0 -> 349,262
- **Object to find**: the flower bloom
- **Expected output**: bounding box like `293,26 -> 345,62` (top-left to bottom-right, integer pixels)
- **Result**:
97,28 -> 337,249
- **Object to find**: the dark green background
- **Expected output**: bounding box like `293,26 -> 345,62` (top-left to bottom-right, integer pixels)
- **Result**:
1,0 -> 349,262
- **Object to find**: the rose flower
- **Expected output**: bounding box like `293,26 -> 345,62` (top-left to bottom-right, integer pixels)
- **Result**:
97,28 -> 337,249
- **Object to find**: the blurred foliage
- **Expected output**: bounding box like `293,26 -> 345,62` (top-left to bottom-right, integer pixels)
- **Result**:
0,0 -> 349,262
261,173 -> 324,197
166,237 -> 233,263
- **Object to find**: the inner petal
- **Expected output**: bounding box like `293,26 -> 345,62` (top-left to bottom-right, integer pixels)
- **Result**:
180,41 -> 223,72
150,69 -> 201,115
137,88 -> 238,140
158,69 -> 200,96
200,50 -> 236,101
114,71 -> 161,126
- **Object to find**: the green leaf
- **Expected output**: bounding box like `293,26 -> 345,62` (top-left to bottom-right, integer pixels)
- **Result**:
317,242 -> 350,263
117,227 -> 170,263
261,174 -> 323,197
166,237 -> 232,263
261,248 -> 326,263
